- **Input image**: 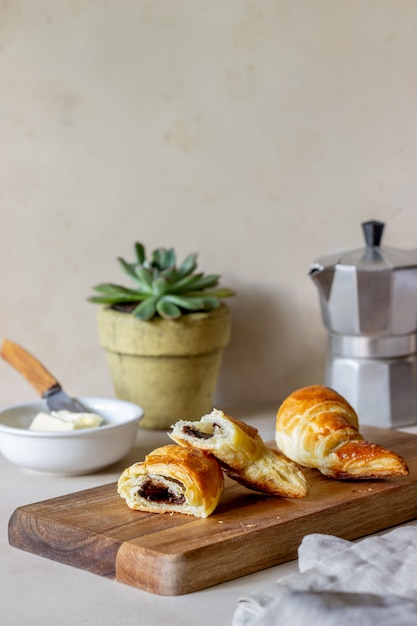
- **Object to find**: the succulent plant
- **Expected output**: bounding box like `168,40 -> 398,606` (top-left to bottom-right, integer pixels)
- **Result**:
88,242 -> 234,321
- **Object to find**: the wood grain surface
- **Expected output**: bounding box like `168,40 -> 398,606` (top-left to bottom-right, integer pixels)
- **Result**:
8,427 -> 417,595
1,339 -> 58,395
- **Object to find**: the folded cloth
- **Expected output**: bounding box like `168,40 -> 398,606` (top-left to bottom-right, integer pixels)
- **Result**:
233,525 -> 417,626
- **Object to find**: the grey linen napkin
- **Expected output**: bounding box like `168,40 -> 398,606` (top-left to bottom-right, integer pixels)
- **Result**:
233,526 -> 417,626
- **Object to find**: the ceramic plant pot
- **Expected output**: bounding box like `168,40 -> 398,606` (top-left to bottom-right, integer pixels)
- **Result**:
97,304 -> 231,429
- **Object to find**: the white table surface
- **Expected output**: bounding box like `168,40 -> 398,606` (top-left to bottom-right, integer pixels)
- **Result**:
2,406 -> 417,626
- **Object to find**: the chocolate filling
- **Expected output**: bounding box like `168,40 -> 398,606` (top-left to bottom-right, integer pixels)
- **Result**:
182,424 -> 219,439
138,478 -> 185,505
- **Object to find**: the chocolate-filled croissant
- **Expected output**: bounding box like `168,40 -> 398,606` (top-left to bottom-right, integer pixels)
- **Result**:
275,385 -> 409,479
169,409 -> 309,498
117,444 -> 224,518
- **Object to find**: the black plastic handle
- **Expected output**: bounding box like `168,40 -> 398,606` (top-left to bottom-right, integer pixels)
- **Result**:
362,220 -> 385,248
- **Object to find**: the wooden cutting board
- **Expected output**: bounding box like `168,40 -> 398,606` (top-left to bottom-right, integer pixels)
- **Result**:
8,427 -> 417,596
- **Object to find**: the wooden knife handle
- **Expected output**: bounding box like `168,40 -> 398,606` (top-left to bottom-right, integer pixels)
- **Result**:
0,339 -> 60,397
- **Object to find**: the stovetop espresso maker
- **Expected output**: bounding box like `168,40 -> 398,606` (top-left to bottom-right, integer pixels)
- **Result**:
310,220 -> 417,427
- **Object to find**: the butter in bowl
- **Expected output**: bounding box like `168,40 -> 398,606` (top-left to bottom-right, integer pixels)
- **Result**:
0,397 -> 144,475
0,340 -> 144,475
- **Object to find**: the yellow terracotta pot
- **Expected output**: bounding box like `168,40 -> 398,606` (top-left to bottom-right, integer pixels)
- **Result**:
97,304 -> 231,429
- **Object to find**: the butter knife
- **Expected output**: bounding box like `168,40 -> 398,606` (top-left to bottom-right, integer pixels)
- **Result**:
0,339 -> 87,413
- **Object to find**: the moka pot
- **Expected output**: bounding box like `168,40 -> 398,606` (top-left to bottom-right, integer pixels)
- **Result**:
310,220 -> 417,428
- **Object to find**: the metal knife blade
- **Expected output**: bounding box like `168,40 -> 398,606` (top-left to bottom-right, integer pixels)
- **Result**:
42,385 -> 87,413
0,339 -> 87,413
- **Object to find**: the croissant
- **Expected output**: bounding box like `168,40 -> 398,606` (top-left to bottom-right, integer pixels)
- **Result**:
275,385 -> 409,479
169,409 -> 309,498
117,444 -> 224,518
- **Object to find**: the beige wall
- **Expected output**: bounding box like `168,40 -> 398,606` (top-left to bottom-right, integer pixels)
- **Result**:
1,0 -> 417,413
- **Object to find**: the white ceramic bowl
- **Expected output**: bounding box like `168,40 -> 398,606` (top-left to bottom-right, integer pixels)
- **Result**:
0,396 -> 144,475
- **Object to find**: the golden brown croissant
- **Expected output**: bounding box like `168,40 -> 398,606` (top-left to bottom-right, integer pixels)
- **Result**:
117,444 -> 224,518
275,385 -> 409,479
169,409 -> 309,498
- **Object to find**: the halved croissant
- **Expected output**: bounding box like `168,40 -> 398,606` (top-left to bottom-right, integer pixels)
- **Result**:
275,385 -> 409,479
117,444 -> 224,518
169,409 -> 309,498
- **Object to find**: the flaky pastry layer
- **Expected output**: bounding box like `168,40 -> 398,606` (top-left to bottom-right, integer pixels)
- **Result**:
224,447 -> 309,498
169,409 -> 265,470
